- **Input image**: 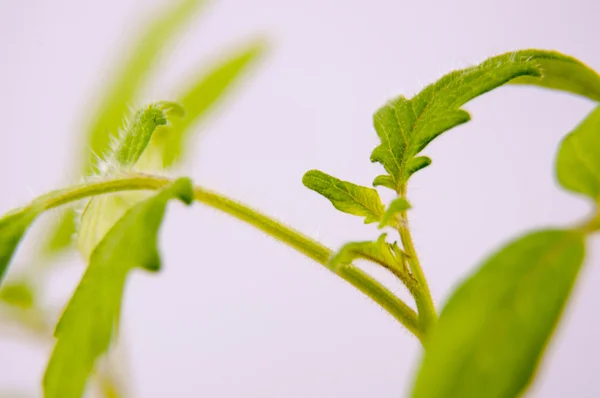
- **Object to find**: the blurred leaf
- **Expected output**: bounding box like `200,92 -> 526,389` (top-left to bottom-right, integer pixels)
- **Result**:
371,50 -> 600,193
148,39 -> 267,167
556,105 -> 600,201
84,0 -> 204,171
302,170 -> 385,224
44,178 -> 193,398
76,192 -> 148,260
510,54 -> 600,101
46,0 -> 205,253
77,102 -> 186,259
412,230 -> 585,398
0,280 -> 35,309
379,197 -> 410,228
44,210 -> 77,253
0,207 -> 42,285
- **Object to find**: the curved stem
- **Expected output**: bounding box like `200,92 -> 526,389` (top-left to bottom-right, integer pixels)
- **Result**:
5,174 -> 424,343
397,208 -> 437,335
34,174 -> 170,210
193,186 -> 424,343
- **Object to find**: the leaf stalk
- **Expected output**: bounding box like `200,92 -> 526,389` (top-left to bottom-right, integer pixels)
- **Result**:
5,174 -> 425,343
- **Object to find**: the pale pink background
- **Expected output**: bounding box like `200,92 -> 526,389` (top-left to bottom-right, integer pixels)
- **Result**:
1,0 -> 599,396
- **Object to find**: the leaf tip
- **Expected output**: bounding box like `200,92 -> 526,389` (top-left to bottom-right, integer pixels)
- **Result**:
372,175 -> 396,191
301,169 -> 321,188
157,100 -> 186,119
170,177 -> 195,205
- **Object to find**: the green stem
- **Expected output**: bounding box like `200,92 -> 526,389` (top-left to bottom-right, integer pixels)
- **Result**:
33,174 -> 170,210
397,208 -> 437,335
6,174 -> 424,343
577,210 -> 600,235
192,186 -> 424,343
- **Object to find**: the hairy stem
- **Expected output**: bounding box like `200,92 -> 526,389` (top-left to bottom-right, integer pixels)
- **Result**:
397,207 -> 437,335
8,174 -> 424,342
192,186 -> 424,342
33,175 -> 170,210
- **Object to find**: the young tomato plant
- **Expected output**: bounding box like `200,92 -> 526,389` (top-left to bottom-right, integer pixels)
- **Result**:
2,3 -> 600,397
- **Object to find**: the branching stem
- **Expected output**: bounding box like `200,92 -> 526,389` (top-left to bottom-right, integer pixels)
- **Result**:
395,185 -> 437,336
396,209 -> 437,335
7,174 -> 425,343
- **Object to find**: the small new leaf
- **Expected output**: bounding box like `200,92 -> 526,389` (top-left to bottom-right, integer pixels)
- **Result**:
45,0 -> 205,254
412,230 -> 585,398
84,0 -> 204,173
78,102 -> 184,258
0,207 -> 42,284
330,234 -> 411,287
379,197 -> 411,228
372,175 -> 396,190
113,101 -> 184,167
43,178 -> 193,398
556,105 -> 600,202
372,50 -> 600,193
302,170 -> 385,224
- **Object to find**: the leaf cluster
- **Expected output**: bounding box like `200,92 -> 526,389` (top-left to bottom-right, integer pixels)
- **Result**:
302,49 -> 600,396
2,7 -> 600,397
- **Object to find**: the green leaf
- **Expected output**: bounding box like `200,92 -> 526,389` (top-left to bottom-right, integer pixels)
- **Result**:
75,101 -> 180,258
372,175 -> 396,190
302,170 -> 385,224
44,210 -> 77,254
0,207 -> 42,284
78,102 -> 185,258
146,39 -> 267,168
76,191 -> 149,260
43,178 -> 193,398
112,101 -> 184,167
0,280 -> 35,309
84,0 -> 204,172
45,0 -> 205,254
412,229 -> 585,398
379,197 -> 411,228
43,213 -> 75,254
509,53 -> 600,102
556,105 -> 600,202
330,234 -> 411,285
371,50 -> 600,192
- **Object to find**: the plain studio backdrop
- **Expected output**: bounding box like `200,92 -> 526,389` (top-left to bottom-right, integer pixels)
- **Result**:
1,0 -> 599,397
